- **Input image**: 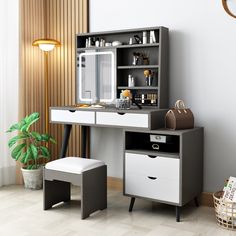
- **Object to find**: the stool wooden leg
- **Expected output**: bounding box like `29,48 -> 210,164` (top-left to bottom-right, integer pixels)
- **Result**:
43,179 -> 71,210
81,165 -> 107,219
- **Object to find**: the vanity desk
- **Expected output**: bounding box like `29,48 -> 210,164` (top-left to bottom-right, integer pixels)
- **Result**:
49,26 -> 203,222
50,106 -> 203,222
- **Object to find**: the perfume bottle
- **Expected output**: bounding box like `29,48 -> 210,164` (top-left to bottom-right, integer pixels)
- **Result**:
143,31 -> 147,44
128,75 -> 135,87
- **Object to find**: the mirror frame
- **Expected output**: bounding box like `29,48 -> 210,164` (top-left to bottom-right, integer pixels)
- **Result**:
222,0 -> 236,18
78,51 -> 115,104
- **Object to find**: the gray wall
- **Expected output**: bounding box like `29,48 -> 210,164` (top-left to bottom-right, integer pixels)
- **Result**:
89,0 -> 236,192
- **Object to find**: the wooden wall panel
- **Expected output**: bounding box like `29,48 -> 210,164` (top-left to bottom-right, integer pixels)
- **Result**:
19,0 -> 88,182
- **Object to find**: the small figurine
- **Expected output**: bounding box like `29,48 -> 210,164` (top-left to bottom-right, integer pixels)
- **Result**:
144,69 -> 153,86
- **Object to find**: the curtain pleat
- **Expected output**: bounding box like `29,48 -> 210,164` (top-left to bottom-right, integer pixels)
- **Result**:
18,0 -> 88,183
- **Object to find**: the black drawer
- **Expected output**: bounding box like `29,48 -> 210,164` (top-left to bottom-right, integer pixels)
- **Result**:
125,132 -> 180,154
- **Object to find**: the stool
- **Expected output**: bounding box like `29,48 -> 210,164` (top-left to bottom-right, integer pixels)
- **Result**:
43,157 -> 107,219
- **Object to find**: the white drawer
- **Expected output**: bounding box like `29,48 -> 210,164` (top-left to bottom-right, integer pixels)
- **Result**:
125,153 -> 179,180
50,109 -> 95,124
150,134 -> 171,143
96,112 -> 149,128
125,173 -> 179,203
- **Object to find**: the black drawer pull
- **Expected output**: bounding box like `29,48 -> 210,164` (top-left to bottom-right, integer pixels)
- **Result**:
148,155 -> 157,158
147,176 -> 157,180
69,110 -> 76,113
117,112 -> 125,115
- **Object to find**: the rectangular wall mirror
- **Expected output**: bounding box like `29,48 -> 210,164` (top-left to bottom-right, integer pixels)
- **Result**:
76,50 -> 116,104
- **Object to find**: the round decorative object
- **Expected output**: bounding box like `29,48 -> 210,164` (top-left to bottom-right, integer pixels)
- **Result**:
222,0 -> 236,18
112,41 -> 122,46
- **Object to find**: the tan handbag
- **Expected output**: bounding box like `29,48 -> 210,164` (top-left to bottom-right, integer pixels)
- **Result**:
165,100 -> 194,130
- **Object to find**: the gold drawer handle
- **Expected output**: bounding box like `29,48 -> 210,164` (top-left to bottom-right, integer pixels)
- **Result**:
152,143 -> 159,150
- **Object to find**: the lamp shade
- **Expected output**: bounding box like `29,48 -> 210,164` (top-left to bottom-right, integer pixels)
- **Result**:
32,39 -> 60,52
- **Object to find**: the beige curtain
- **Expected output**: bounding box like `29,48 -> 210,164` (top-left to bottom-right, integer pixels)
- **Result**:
18,0 -> 88,183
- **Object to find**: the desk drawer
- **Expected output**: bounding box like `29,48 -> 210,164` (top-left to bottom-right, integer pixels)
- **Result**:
96,112 -> 149,128
50,109 -> 95,124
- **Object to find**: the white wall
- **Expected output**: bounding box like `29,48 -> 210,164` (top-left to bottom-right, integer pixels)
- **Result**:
90,0 -> 236,192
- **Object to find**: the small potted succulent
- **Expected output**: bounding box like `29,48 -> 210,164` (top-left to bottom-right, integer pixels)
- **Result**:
7,112 -> 56,189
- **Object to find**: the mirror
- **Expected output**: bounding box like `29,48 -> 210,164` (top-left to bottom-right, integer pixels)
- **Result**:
222,0 -> 236,18
76,50 -> 116,104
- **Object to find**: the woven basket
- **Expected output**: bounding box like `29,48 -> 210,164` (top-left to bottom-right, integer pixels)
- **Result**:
213,191 -> 236,231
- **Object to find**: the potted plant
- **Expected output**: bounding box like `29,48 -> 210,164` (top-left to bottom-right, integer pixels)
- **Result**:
7,112 -> 56,189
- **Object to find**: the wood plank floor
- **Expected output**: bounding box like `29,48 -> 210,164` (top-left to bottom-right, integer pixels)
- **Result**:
0,185 -> 234,236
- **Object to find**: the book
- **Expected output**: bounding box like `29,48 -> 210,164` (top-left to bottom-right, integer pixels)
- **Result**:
223,176 -> 236,202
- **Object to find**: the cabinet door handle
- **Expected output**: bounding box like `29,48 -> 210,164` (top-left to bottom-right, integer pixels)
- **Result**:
117,112 -> 125,115
152,144 -> 159,150
148,155 -> 157,158
69,110 -> 76,113
147,176 -> 157,180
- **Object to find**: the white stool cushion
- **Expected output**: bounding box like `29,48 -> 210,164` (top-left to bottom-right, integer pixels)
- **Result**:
45,157 -> 105,174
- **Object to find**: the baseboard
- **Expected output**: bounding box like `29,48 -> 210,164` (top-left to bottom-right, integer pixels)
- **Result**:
200,192 -> 214,207
107,177 -> 123,191
107,177 -> 214,207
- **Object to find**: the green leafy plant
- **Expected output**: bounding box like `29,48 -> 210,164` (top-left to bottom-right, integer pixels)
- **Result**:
7,112 -> 56,170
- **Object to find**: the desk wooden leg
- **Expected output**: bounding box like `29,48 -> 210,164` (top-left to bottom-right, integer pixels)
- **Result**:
176,206 -> 180,222
81,126 -> 88,158
59,124 -> 72,158
129,197 -> 136,212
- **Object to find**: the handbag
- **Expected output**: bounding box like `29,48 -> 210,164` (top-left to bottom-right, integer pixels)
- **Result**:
165,100 -> 194,130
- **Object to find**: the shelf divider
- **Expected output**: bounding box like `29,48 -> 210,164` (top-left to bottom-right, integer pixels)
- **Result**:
117,65 -> 159,69
117,86 -> 158,90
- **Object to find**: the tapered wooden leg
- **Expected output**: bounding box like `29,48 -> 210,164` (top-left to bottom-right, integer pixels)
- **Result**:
59,124 -> 72,158
81,126 -> 89,158
129,197 -> 135,212
176,206 -> 180,222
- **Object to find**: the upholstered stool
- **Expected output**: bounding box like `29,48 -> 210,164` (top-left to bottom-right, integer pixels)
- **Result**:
43,157 -> 107,219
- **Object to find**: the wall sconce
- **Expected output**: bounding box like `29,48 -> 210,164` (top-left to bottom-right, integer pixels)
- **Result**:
32,38 -> 60,134
222,0 -> 236,18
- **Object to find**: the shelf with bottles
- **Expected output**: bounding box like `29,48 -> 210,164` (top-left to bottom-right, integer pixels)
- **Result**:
117,89 -> 158,107
117,69 -> 158,87
131,91 -> 158,107
117,46 -> 159,67
76,43 -> 160,52
76,28 -> 160,48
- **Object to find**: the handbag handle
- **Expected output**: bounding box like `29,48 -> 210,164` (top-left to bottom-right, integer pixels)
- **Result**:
175,100 -> 187,114
175,100 -> 186,109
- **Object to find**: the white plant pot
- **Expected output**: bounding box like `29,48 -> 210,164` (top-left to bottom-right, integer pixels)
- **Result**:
21,167 -> 43,190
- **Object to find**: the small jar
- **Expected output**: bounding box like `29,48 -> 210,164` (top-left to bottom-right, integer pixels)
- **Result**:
95,38 -> 100,47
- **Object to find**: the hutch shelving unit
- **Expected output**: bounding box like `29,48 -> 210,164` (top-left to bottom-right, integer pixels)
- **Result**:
76,26 -> 169,108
